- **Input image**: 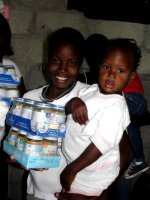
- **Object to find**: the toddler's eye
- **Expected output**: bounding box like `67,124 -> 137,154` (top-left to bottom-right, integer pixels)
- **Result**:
118,68 -> 125,73
102,64 -> 110,70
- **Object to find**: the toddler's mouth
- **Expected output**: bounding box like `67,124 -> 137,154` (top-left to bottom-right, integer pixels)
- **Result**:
104,80 -> 114,89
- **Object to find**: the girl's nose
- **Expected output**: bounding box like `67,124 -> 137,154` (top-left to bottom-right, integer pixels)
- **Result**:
59,62 -> 67,72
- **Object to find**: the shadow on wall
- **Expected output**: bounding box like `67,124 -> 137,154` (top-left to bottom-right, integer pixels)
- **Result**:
25,63 -> 46,91
40,32 -> 54,85
24,31 -> 57,91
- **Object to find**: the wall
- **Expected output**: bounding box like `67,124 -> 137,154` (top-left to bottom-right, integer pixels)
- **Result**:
3,0 -> 150,199
6,0 -> 150,90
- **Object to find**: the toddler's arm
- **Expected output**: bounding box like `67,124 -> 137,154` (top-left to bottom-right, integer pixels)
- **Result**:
60,142 -> 102,192
65,97 -> 89,125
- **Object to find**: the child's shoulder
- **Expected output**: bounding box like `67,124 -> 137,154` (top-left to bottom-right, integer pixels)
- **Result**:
77,83 -> 98,96
75,81 -> 89,90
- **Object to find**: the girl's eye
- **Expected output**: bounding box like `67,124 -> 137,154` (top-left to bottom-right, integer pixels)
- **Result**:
69,60 -> 79,66
50,57 -> 60,64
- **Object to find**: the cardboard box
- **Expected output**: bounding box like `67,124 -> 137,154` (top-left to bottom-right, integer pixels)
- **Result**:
3,140 -> 60,169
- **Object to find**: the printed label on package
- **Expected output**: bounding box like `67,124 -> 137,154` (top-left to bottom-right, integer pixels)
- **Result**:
3,141 -> 60,168
6,113 -> 66,137
0,74 -> 20,85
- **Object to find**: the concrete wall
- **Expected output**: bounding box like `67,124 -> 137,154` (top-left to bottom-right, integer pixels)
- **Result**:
3,0 -> 150,199
6,0 -> 150,90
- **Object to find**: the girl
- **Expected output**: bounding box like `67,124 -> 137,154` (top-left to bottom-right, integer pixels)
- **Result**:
23,27 -> 88,200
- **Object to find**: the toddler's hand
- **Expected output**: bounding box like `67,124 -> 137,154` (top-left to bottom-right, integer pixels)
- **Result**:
66,97 -> 89,125
60,163 -> 77,191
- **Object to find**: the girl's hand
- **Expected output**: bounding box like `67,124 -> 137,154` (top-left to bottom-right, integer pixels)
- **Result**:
32,168 -> 49,171
7,155 -> 29,170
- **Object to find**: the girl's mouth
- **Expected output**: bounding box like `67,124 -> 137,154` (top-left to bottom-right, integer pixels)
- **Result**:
56,76 -> 68,82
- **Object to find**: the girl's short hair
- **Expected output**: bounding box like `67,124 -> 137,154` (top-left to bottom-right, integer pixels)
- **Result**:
47,27 -> 85,61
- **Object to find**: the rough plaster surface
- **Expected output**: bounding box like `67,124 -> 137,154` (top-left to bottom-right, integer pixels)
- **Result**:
3,1 -> 150,199
7,1 -> 150,90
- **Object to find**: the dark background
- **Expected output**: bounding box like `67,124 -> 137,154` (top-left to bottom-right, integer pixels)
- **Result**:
67,0 -> 150,24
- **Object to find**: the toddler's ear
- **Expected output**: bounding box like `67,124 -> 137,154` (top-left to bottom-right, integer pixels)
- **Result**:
129,72 -> 136,83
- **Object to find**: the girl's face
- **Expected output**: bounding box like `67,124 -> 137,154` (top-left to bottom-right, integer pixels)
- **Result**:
98,49 -> 135,94
47,43 -> 81,91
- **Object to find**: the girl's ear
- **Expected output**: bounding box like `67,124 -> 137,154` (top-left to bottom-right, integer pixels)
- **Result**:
129,72 -> 136,83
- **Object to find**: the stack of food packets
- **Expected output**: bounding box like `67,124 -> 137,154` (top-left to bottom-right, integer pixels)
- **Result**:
0,64 -> 20,98
3,98 -> 66,169
0,64 -> 20,142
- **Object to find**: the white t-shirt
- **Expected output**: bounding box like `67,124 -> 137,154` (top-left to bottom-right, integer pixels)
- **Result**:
62,84 -> 130,196
23,81 -> 89,200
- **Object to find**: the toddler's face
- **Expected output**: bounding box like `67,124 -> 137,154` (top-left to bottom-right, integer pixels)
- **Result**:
98,49 -> 135,94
